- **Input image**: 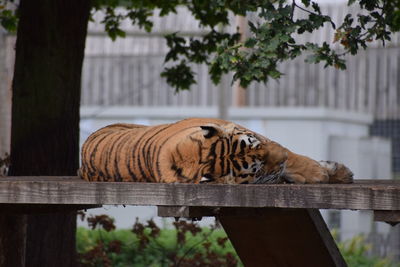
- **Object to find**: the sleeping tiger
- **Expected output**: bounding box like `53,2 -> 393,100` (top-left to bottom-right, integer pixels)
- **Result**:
79,118 -> 353,184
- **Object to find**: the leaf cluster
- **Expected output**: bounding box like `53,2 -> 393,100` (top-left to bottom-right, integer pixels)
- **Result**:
0,0 -> 17,32
331,230 -> 399,267
2,0 -> 399,91
89,0 -> 399,91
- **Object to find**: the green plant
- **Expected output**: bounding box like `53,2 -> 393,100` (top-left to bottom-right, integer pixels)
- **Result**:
77,212 -> 400,267
77,212 -> 241,267
332,230 -> 399,267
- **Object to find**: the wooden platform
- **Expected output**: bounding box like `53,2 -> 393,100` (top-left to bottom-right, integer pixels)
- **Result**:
1,176 -> 399,267
0,177 -> 399,210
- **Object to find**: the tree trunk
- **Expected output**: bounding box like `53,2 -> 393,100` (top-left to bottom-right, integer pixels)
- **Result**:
0,215 -> 27,267
1,0 -> 91,266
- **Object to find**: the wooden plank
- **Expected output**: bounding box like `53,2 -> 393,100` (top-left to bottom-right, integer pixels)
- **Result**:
0,177 -> 400,211
218,209 -> 346,267
158,206 -> 217,217
0,204 -> 101,214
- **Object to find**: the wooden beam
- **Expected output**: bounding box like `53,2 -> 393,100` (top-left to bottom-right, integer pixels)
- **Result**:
0,177 -> 400,211
218,209 -> 346,267
0,204 -> 101,214
158,206 -> 218,217
374,210 -> 400,225
158,207 -> 347,266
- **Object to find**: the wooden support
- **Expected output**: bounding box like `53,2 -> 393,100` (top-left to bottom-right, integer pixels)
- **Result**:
158,206 -> 217,217
157,207 -> 347,267
374,210 -> 400,225
219,209 -> 346,267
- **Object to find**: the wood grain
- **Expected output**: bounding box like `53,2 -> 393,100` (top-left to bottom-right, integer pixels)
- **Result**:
218,209 -> 346,267
374,210 -> 400,224
0,177 -> 400,211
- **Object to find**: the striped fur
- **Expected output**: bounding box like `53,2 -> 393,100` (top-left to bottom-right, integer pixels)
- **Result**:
79,118 -> 353,184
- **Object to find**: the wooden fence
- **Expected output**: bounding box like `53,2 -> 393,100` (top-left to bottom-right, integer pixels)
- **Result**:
82,3 -> 400,120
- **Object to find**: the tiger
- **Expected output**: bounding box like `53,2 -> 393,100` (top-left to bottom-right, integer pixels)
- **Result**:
79,118 -> 353,184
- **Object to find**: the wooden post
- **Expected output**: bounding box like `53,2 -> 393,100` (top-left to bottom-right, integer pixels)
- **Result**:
158,206 -> 347,267
218,208 -> 347,267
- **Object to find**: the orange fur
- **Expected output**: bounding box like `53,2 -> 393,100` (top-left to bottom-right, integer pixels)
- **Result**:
79,118 -> 353,184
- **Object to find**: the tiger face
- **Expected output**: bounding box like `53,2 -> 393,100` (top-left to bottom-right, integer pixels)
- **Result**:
166,123 -> 269,184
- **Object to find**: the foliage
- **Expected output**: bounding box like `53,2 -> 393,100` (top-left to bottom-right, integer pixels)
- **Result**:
76,212 -> 241,267
90,0 -> 400,90
2,0 -> 399,91
0,0 -> 17,32
332,230 -> 399,267
77,213 -> 400,267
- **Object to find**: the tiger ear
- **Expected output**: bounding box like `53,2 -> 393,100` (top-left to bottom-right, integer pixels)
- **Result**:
200,125 -> 219,138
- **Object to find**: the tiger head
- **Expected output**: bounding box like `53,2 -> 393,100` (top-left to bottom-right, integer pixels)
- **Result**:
176,123 -> 289,184
169,122 -> 273,184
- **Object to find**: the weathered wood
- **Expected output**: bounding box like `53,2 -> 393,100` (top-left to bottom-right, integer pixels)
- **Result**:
1,177 -> 400,211
374,210 -> 400,224
218,209 -> 347,267
159,207 -> 347,266
0,204 -> 101,214
158,206 -> 219,217
160,206 -> 400,224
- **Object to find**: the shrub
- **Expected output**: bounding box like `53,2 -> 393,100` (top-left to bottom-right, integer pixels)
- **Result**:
76,212 -> 241,267
333,231 -> 399,267
77,212 -> 399,267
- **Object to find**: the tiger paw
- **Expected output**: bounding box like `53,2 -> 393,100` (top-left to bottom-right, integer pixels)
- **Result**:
319,161 -> 354,184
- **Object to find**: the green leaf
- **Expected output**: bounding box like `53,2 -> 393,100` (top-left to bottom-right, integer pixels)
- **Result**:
347,0 -> 357,6
244,38 -> 257,48
269,70 -> 281,79
161,61 -> 196,92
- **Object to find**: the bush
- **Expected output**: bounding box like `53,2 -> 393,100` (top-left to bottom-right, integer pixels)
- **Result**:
76,212 -> 398,267
333,231 -> 399,267
76,212 -> 241,267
